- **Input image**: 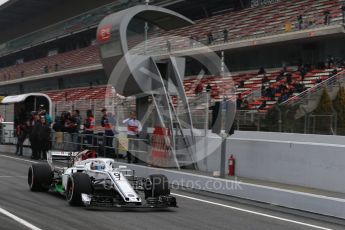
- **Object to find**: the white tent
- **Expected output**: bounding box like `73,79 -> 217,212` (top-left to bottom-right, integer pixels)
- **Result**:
1,93 -> 52,115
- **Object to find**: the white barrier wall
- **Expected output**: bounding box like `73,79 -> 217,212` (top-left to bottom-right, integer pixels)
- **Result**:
227,131 -> 345,193
112,162 -> 345,219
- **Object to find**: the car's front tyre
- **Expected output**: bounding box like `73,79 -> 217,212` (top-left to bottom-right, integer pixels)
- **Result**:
66,173 -> 92,206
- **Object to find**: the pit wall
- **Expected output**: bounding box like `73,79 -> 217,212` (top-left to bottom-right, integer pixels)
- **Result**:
199,131 -> 345,193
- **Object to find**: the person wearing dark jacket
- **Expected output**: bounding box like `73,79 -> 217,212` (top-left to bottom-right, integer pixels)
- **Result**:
15,120 -> 29,156
29,112 -> 41,159
101,108 -> 115,157
83,110 -> 95,147
38,116 -> 51,160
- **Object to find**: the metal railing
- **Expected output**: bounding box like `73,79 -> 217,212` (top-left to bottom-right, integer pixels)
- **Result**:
281,70 -> 345,107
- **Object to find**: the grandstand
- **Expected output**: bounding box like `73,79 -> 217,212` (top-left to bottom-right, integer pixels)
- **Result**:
0,0 -> 345,134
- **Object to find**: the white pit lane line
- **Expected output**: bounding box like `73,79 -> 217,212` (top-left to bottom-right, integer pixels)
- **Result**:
0,176 -> 26,178
0,154 -> 334,229
0,207 -> 42,230
0,155 -> 42,229
172,193 -> 334,230
0,154 -> 38,164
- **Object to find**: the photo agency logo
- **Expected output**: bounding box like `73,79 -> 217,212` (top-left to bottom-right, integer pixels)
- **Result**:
97,8 -> 236,168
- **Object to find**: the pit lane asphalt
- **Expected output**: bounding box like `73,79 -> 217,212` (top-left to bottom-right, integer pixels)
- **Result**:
0,153 -> 345,230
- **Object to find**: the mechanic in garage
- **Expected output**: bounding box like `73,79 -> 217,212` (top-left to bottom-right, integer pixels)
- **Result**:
123,111 -> 142,163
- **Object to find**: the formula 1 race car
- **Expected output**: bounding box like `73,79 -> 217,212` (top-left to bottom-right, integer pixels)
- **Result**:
27,150 -> 177,208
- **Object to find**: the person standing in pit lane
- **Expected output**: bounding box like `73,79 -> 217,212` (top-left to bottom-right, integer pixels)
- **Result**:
83,109 -> 95,148
15,120 -> 30,156
38,116 -> 52,160
29,112 -> 41,160
123,111 -> 142,163
101,108 -> 115,157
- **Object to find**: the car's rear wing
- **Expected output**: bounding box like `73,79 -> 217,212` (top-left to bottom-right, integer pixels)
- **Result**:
47,150 -> 79,168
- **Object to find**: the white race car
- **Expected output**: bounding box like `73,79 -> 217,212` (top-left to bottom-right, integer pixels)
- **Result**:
28,150 -> 177,208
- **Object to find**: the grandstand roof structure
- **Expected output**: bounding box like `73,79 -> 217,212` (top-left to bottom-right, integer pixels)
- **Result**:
0,0 -> 118,43
0,0 -> 61,31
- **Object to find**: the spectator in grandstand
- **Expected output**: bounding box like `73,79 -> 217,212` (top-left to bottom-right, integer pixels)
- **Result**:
236,94 -> 243,109
295,81 -> 306,93
206,83 -> 212,93
266,84 -> 276,101
257,100 -> 267,110
287,88 -> 295,97
83,110 -> 95,147
0,114 -> 4,123
324,10 -> 331,25
241,99 -> 249,110
38,116 -> 51,160
20,70 -> 25,78
297,14 -> 303,30
285,21 -> 293,32
342,4 -> 345,23
207,32 -> 214,45
223,29 -> 229,42
286,73 -> 292,84
123,111 -> 142,164
44,65 -> 49,73
316,77 -> 322,84
261,84 -> 267,97
101,108 -> 114,157
308,16 -> 316,27
29,112 -> 41,160
278,91 -> 289,103
300,66 -> 307,81
276,71 -> 284,81
331,68 -> 338,78
327,55 -> 335,68
238,80 -> 245,88
195,82 -> 204,95
258,67 -> 266,75
54,63 -> 59,71
262,74 -> 269,84
277,83 -> 288,94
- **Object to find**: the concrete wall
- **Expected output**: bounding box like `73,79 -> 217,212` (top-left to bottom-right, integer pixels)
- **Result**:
227,131 -> 345,193
112,162 -> 345,219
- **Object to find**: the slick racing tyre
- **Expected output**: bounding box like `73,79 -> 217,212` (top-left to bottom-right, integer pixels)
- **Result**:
28,163 -> 52,192
66,173 -> 92,206
144,174 -> 170,198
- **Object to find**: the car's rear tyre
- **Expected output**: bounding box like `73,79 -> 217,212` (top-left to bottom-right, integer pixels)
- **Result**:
66,173 -> 92,206
144,174 -> 170,198
28,163 -> 52,192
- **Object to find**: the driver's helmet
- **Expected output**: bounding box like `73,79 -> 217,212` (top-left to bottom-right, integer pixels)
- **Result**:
90,162 -> 105,171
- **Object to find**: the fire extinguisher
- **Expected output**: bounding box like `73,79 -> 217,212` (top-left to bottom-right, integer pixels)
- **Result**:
228,155 -> 235,176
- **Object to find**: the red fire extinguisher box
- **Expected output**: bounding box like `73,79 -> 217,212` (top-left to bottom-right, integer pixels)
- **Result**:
228,155 -> 235,176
